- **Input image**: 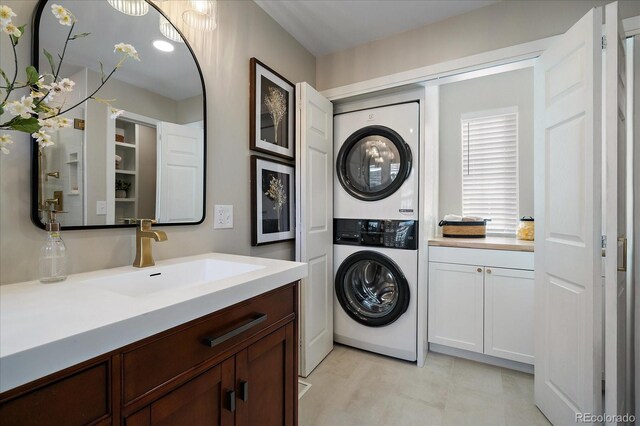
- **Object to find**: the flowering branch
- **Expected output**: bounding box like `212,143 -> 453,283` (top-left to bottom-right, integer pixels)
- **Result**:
0,4 -> 139,154
264,87 -> 286,145
265,176 -> 287,210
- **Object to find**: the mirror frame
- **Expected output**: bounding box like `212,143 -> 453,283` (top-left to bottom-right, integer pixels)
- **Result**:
30,0 -> 207,230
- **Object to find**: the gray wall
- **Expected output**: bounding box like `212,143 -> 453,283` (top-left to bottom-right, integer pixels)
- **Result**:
439,67 -> 534,220
316,0 -> 640,90
0,0 -> 315,284
177,95 -> 204,125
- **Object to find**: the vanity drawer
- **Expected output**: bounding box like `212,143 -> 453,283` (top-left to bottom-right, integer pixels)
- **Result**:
0,359 -> 110,425
122,283 -> 295,405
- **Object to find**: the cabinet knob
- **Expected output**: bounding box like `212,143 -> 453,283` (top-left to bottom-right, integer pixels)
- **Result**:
477,268 -> 482,273
486,269 -> 492,274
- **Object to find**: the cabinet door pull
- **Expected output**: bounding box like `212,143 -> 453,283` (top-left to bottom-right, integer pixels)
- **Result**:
477,268 -> 482,273
226,390 -> 236,412
486,269 -> 492,274
240,380 -> 249,401
202,313 -> 268,347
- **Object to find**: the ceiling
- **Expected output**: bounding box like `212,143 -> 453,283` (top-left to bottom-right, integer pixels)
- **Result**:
254,0 -> 500,57
38,0 -> 202,101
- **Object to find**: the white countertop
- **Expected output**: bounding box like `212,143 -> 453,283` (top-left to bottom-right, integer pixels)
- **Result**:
0,253 -> 307,393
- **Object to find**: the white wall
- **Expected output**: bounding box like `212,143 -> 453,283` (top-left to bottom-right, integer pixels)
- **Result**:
0,0 -> 315,284
316,0 -> 640,91
438,67 -> 534,220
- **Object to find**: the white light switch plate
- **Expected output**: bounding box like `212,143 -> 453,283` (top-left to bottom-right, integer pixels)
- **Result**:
214,204 -> 233,229
96,201 -> 107,215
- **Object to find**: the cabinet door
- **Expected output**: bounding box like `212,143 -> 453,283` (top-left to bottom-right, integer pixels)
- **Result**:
428,262 -> 484,353
131,358 -> 235,426
484,267 -> 534,364
236,323 -> 295,426
0,360 -> 110,426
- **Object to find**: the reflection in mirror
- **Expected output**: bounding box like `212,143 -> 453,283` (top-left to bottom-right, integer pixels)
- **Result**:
33,0 -> 206,229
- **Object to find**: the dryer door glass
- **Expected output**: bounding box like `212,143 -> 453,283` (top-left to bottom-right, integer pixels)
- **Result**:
337,125 -> 412,201
335,251 -> 410,327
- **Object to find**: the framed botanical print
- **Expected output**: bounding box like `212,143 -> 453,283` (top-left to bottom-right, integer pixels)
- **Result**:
251,156 -> 295,246
250,58 -> 295,160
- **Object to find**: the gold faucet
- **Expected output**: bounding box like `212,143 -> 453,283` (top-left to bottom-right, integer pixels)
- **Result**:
133,219 -> 168,268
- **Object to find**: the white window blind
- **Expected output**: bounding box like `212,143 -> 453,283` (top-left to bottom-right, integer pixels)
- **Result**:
461,107 -> 518,235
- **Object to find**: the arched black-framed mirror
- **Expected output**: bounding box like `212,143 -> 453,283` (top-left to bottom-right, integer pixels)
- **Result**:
30,0 -> 206,230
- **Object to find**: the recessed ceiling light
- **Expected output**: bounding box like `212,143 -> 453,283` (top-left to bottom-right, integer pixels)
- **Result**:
153,40 -> 175,52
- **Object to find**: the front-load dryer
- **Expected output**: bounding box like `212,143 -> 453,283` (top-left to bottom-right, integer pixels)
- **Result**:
334,102 -> 419,220
333,218 -> 418,361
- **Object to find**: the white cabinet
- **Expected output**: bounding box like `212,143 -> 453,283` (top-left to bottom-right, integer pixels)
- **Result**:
428,263 -> 484,353
483,267 -> 534,364
427,246 -> 534,365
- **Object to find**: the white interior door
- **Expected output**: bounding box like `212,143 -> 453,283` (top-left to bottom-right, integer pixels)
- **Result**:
295,82 -> 334,377
156,122 -> 204,223
604,2 -> 628,421
534,7 -> 603,424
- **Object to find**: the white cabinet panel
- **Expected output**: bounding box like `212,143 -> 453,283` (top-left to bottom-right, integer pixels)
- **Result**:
484,267 -> 535,364
428,262 -> 484,353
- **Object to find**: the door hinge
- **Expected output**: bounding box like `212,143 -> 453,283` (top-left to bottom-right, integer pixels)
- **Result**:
602,35 -> 607,50
601,235 -> 607,257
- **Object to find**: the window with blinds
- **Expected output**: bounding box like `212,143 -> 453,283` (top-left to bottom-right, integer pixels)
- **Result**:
461,107 -> 518,235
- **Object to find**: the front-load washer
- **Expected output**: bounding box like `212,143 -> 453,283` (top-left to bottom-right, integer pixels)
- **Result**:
334,102 -> 419,220
333,218 -> 418,361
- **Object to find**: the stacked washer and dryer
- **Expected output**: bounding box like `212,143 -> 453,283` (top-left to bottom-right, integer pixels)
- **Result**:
333,102 -> 420,362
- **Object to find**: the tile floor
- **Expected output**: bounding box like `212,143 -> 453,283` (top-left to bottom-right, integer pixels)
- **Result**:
299,344 -> 550,426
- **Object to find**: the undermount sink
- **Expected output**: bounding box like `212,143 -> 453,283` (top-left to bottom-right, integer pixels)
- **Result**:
87,258 -> 265,297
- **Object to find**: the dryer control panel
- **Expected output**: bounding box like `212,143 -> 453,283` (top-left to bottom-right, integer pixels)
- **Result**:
334,219 -> 418,250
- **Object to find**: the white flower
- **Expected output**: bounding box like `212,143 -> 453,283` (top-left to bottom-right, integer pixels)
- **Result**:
38,118 -> 59,131
46,82 -> 63,94
58,13 -> 73,26
110,108 -> 124,119
50,4 -> 67,19
6,97 -> 34,119
0,134 -> 14,154
20,95 -> 34,109
32,130 -> 54,148
57,117 -> 72,128
0,5 -> 16,26
58,78 -> 75,92
51,4 -> 73,25
114,43 -> 140,61
2,22 -> 20,37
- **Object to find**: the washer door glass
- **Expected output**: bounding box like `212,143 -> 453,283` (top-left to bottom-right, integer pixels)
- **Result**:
337,125 -> 412,201
335,251 -> 410,327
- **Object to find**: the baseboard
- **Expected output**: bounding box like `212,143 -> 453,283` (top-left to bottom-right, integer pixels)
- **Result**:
428,343 -> 534,374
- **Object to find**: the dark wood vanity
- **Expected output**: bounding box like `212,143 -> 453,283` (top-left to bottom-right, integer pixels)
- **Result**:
0,282 -> 299,425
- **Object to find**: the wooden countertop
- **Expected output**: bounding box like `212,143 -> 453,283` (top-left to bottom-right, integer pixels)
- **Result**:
428,236 -> 534,252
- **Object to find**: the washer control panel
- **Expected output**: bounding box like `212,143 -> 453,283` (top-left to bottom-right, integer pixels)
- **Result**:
334,219 -> 418,250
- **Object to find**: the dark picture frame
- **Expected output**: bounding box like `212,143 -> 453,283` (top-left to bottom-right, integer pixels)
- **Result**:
251,156 -> 295,246
250,58 -> 295,160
